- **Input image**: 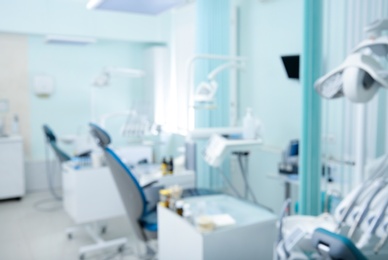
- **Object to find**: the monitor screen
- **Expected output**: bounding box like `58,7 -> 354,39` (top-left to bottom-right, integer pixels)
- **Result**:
281,55 -> 300,79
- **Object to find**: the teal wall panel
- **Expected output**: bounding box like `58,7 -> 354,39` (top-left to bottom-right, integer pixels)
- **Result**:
299,0 -> 323,215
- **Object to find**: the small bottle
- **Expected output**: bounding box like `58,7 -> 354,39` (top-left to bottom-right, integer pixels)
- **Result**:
168,157 -> 174,175
243,107 -> 256,140
159,189 -> 171,208
12,114 -> 19,135
175,200 -> 184,216
161,157 -> 168,176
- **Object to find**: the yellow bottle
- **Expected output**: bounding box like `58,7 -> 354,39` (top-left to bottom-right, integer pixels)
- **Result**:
161,157 -> 168,176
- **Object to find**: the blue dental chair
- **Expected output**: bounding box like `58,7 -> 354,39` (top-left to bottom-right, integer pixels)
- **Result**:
89,123 -> 158,244
43,125 -> 91,163
43,125 -> 71,163
312,228 -> 367,260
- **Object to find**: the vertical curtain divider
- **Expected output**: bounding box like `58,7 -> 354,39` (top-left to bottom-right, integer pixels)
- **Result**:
300,0 -> 323,215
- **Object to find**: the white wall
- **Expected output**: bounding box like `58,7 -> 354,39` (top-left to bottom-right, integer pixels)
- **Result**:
165,3 -> 196,132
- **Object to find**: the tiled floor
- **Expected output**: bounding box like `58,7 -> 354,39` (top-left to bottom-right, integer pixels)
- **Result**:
0,192 -> 142,260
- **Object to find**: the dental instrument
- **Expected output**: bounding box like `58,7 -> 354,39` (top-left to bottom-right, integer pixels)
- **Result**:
347,179 -> 387,238
357,185 -> 388,233
375,227 -> 388,254
334,154 -> 388,231
357,194 -> 388,248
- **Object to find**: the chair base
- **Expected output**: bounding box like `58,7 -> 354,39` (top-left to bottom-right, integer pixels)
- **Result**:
66,221 -> 128,260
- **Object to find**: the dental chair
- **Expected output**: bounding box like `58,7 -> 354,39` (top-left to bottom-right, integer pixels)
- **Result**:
43,124 -> 91,162
276,154 -> 388,260
43,125 -> 71,163
312,228 -> 367,260
44,125 -> 123,260
42,124 -> 70,201
89,123 -> 158,256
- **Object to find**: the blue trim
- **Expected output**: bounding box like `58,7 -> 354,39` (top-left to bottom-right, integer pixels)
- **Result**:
105,147 -> 147,218
143,223 -> 157,232
140,210 -> 158,232
89,122 -> 111,147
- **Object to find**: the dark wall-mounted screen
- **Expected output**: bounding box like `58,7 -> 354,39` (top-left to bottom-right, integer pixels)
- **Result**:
281,55 -> 300,79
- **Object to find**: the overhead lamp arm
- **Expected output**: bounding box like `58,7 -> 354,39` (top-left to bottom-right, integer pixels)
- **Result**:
207,61 -> 244,81
192,61 -> 245,105
185,54 -> 247,131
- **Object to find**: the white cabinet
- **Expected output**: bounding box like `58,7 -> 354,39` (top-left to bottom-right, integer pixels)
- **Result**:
62,165 -> 126,224
158,195 -> 277,260
0,136 -> 25,199
62,162 -> 195,224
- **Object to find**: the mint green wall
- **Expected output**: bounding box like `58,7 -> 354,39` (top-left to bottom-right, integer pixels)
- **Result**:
28,36 -> 149,160
0,1 -> 171,161
238,0 -> 302,146
0,0 -> 170,43
236,0 -> 303,212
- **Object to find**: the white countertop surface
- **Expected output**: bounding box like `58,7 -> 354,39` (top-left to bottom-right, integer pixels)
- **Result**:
180,194 -> 277,232
0,135 -> 23,143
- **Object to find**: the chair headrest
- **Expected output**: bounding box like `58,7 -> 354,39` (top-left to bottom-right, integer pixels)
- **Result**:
89,123 -> 111,148
43,124 -> 56,142
312,228 -> 367,260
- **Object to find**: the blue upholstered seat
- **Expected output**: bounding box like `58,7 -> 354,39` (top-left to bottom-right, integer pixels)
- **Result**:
89,123 -> 157,242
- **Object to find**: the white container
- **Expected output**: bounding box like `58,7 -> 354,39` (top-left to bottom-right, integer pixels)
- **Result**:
243,107 -> 256,139
91,151 -> 103,168
11,114 -> 19,135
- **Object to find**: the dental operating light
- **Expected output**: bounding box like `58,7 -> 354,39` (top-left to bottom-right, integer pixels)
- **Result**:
315,19 -> 388,103
194,61 -> 244,104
